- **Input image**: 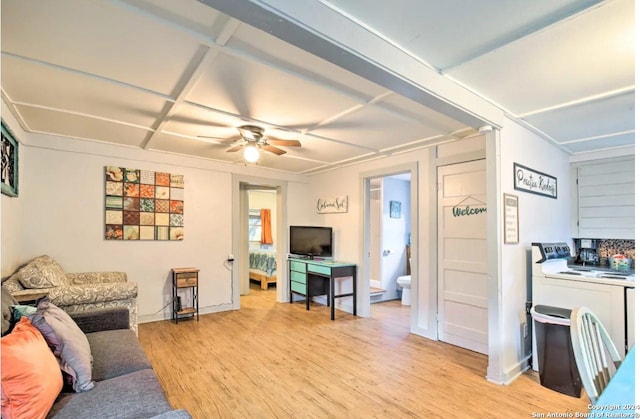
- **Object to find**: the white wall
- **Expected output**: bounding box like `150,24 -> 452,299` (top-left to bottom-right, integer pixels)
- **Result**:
0,109 -> 309,323
490,118 -> 572,383
308,153 -> 427,324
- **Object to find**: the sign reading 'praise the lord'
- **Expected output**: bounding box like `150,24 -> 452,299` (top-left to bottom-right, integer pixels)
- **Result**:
513,163 -> 557,199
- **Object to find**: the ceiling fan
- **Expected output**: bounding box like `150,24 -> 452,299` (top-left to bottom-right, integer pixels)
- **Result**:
211,125 -> 301,162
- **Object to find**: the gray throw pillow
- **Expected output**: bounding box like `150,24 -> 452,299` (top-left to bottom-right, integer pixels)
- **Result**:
1,286 -> 18,335
18,255 -> 67,289
28,298 -> 94,392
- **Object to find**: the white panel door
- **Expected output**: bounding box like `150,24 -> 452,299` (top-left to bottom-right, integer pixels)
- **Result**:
437,159 -> 488,354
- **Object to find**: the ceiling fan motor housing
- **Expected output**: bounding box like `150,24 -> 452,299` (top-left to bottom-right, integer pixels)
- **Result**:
238,125 -> 264,141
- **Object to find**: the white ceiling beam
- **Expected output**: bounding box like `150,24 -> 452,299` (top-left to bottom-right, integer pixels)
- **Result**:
516,86 -> 635,118
8,101 -> 155,132
303,91 -> 394,134
558,129 -> 634,145
1,52 -> 174,102
197,0 -> 504,130
142,17 -> 242,149
109,0 -> 218,47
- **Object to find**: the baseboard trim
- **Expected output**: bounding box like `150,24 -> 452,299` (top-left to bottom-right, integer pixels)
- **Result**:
486,356 -> 531,385
138,303 -> 235,324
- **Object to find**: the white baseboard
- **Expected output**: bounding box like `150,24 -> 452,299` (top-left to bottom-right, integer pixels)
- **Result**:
486,357 -> 531,385
138,303 -> 235,324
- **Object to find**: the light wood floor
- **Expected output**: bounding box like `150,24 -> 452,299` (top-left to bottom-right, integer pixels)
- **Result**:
138,285 -> 589,418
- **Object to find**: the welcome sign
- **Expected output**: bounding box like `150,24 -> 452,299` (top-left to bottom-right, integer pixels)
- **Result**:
513,163 -> 557,199
317,195 -> 348,213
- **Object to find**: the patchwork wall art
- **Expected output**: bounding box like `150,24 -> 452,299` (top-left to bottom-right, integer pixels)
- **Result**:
104,166 -> 184,241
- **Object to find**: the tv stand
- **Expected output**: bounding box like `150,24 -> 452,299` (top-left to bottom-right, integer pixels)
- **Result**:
288,258 -> 357,320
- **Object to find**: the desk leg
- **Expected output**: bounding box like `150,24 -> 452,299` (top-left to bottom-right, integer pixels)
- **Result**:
327,280 -> 331,307
353,269 -> 357,316
330,275 -> 335,320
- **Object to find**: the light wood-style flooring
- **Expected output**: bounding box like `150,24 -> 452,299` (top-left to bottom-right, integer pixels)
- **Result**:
138,285 -> 589,418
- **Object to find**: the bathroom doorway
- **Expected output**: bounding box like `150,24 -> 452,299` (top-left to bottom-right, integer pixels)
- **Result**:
366,171 -> 412,323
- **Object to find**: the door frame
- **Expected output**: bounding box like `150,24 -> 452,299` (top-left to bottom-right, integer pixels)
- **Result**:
430,131 -> 502,382
232,175 -> 289,305
360,162 -> 417,327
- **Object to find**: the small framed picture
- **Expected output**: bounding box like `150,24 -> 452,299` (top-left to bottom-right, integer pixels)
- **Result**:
1,121 -> 19,197
390,200 -> 401,218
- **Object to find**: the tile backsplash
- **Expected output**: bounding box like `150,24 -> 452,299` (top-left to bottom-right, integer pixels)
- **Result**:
599,239 -> 635,260
574,238 -> 635,269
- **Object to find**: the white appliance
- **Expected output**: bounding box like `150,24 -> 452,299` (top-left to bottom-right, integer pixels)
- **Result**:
531,242 -> 635,371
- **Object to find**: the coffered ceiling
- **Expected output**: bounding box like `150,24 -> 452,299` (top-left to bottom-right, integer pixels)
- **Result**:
1,0 -> 634,174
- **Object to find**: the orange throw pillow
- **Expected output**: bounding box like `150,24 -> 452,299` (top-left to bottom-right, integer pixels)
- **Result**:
1,317 -> 63,419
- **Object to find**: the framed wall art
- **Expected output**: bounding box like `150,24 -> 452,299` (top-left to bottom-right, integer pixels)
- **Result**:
1,122 -> 19,197
105,166 -> 184,241
390,200 -> 401,218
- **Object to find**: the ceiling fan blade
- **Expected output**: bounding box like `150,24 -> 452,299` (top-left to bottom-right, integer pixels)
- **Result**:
262,144 -> 286,155
267,138 -> 301,147
226,144 -> 245,153
219,136 -> 243,143
196,135 -> 225,140
218,69 -> 252,119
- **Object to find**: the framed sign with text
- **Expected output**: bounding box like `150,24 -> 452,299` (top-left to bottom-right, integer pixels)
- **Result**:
316,195 -> 348,214
513,163 -> 557,199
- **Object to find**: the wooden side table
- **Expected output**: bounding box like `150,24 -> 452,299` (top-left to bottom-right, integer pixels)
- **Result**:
171,268 -> 199,323
13,291 -> 49,306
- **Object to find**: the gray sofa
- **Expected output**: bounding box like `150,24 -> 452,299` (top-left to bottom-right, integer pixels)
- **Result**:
1,285 -> 190,419
50,308 -> 190,419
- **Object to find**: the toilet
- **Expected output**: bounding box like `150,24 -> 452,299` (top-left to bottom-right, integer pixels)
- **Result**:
397,275 -> 411,305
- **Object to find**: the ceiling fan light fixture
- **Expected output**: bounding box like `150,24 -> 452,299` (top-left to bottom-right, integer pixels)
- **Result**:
243,143 -> 260,163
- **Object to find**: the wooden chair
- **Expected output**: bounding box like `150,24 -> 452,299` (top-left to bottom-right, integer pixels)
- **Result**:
569,306 -> 623,403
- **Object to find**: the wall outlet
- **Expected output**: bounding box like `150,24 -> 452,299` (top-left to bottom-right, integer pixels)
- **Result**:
521,322 -> 528,338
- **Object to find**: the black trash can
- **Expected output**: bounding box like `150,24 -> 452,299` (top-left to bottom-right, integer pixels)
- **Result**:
531,305 -> 582,397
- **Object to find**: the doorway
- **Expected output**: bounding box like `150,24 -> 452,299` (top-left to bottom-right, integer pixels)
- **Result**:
368,174 -> 412,305
233,176 -> 288,308
361,163 -> 417,325
247,188 -> 278,296
437,159 -> 488,354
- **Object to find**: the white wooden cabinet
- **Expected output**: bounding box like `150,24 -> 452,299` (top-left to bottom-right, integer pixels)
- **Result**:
532,275 -> 631,370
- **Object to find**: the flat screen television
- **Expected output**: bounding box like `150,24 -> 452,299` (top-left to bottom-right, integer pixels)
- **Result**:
289,226 -> 333,258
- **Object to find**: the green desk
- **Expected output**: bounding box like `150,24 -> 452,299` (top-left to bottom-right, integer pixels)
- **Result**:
289,259 -> 357,320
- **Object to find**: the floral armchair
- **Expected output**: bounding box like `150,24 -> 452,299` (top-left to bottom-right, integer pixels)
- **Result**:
2,255 -> 138,333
